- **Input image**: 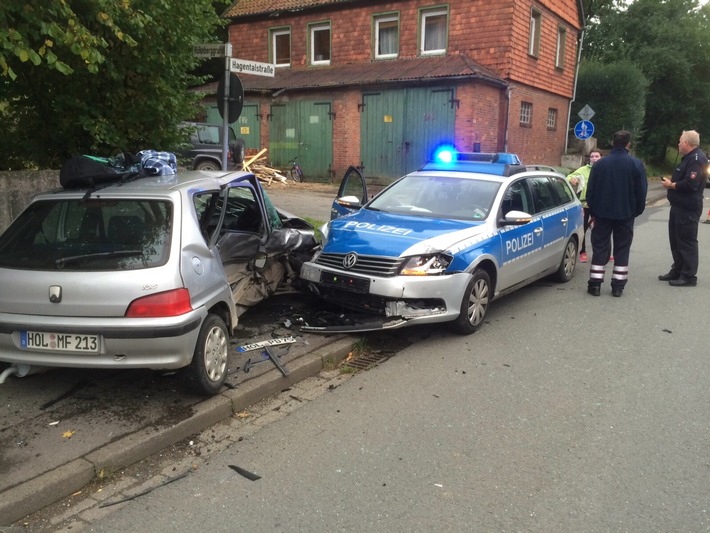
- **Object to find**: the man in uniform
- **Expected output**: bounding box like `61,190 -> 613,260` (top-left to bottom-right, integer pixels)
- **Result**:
566,149 -> 602,263
586,130 -> 647,297
659,130 -> 708,286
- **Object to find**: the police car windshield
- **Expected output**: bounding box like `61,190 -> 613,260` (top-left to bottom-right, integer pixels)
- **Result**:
367,175 -> 501,221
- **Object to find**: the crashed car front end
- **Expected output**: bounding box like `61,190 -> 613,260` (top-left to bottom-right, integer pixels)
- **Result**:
300,247 -> 474,332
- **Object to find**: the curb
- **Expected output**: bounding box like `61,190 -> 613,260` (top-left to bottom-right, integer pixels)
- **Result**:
0,336 -> 354,525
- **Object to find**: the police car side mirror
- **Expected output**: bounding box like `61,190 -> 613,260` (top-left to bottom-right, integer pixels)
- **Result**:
336,195 -> 362,208
499,210 -> 533,226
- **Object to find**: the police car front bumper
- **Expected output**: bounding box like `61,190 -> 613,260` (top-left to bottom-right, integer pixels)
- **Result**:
300,261 -> 472,332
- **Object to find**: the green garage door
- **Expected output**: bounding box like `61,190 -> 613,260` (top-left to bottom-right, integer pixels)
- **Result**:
206,103 -> 260,151
268,100 -> 334,181
361,87 -> 456,180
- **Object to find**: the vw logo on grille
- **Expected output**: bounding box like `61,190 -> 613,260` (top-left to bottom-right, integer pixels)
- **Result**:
342,252 -> 358,269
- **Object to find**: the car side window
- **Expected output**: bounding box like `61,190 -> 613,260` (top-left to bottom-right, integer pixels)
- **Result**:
501,180 -> 533,216
222,187 -> 264,234
528,176 -> 559,213
550,176 -> 575,203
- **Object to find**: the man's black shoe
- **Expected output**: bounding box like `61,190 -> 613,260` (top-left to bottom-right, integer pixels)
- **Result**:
587,286 -> 601,296
669,278 -> 697,287
611,288 -> 623,297
658,272 -> 679,281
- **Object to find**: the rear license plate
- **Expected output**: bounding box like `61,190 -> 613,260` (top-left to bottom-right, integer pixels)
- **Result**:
20,331 -> 100,353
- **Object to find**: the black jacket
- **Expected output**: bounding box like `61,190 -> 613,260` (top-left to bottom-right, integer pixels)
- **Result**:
667,147 -> 708,213
587,147 -> 647,219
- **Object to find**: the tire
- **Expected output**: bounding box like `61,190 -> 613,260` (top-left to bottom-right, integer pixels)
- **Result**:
294,166 -> 305,183
195,160 -> 221,171
450,269 -> 491,335
554,238 -> 578,282
184,314 -> 229,395
232,139 -> 246,165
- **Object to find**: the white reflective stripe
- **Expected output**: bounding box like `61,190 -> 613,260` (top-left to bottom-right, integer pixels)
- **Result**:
589,265 -> 605,281
612,266 -> 629,280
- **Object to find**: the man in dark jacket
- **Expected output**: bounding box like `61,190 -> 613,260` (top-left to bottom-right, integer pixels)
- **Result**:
586,130 -> 648,297
659,130 -> 708,286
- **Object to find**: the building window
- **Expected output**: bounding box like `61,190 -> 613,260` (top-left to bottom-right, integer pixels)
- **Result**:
547,108 -> 558,130
528,9 -> 541,57
375,14 -> 399,59
271,28 -> 290,67
555,26 -> 566,69
520,102 -> 533,127
420,8 -> 447,55
309,22 -> 331,65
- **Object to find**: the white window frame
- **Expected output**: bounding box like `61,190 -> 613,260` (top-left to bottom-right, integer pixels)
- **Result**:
375,14 -> 399,59
547,108 -> 558,130
271,28 -> 291,67
528,9 -> 541,57
520,102 -> 533,126
420,8 -> 447,56
310,22 -> 331,66
555,26 -> 566,69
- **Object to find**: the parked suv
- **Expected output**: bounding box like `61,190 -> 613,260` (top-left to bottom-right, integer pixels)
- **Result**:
301,150 -> 583,334
0,169 -> 317,395
181,122 -> 246,171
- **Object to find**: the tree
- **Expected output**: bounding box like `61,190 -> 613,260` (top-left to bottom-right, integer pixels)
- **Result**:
0,1 -> 229,169
583,0 -> 710,163
573,60 -> 648,148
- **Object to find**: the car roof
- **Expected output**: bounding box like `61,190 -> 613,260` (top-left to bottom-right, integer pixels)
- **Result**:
420,152 -> 527,177
34,170 -> 256,200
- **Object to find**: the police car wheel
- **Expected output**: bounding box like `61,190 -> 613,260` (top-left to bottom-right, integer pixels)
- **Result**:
450,269 -> 491,335
554,238 -> 578,282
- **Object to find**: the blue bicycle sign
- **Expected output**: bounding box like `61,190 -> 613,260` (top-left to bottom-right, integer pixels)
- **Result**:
574,120 -> 595,140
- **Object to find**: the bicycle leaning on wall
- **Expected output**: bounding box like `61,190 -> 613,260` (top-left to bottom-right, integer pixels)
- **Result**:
286,157 -> 305,183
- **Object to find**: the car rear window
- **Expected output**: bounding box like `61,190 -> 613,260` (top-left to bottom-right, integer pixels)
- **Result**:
0,199 -> 172,271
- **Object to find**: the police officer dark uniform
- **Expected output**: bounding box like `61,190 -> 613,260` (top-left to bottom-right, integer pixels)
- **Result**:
586,130 -> 647,297
659,130 -> 708,286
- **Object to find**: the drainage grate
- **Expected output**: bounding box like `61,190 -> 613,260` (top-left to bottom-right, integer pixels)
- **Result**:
341,350 -> 395,372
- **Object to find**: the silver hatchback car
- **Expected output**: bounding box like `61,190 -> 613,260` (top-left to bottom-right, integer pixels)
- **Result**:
0,170 -> 317,395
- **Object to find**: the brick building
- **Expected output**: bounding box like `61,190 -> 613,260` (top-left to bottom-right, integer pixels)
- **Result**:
209,0 -> 584,181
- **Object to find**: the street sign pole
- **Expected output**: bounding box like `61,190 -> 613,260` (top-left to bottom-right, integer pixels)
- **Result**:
221,43 -> 233,171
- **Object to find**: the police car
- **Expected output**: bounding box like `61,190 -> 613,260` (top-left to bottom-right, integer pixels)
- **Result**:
300,149 -> 584,334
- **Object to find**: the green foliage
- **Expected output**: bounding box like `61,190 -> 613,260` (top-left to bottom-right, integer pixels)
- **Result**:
0,1 -> 229,169
573,60 -> 647,148
583,0 -> 710,163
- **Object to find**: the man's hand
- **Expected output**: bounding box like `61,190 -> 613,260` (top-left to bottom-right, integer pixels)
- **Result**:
662,177 -> 673,189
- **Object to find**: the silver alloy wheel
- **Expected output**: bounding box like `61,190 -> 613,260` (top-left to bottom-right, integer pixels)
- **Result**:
203,324 -> 228,382
562,240 -> 577,278
467,276 -> 490,327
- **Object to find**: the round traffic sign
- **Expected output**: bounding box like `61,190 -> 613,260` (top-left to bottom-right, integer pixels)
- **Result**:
574,120 -> 595,140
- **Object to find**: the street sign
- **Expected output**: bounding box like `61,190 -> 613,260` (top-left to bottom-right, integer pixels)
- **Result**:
193,43 -> 229,58
578,104 -> 595,121
230,58 -> 275,78
217,72 -> 244,124
574,120 -> 595,140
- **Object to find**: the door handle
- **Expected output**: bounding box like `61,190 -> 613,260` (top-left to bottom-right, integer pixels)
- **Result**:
534,227 -> 543,236
561,217 -> 568,226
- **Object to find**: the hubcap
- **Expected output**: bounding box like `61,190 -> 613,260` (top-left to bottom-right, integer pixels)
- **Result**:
204,326 -> 227,382
468,279 -> 489,326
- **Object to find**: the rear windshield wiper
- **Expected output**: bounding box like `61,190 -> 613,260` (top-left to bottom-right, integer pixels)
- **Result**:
55,250 -> 143,268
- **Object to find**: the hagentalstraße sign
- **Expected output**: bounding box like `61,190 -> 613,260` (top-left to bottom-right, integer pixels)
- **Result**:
230,58 -> 275,77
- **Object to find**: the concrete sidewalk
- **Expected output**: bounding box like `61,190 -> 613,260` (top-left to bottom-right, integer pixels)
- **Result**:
0,333 -> 354,526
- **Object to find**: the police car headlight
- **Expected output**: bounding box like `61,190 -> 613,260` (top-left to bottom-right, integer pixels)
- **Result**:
400,254 -> 452,276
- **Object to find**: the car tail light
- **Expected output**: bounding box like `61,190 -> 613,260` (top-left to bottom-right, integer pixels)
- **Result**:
125,288 -> 193,317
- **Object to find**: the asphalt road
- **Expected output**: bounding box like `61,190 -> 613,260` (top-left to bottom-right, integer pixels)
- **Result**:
18,187 -> 710,531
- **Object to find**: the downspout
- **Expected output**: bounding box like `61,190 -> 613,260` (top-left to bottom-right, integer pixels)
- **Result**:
565,29 -> 585,154
504,85 -> 512,153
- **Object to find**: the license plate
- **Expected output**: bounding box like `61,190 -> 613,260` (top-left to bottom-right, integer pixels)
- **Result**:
20,331 -> 100,353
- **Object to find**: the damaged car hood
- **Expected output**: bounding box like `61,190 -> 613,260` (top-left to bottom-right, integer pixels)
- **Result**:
324,209 -> 488,257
